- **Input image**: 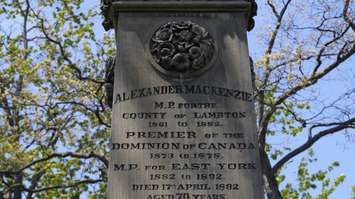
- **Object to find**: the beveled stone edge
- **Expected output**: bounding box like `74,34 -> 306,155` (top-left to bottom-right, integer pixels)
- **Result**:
114,1 -> 250,12
101,1 -> 257,31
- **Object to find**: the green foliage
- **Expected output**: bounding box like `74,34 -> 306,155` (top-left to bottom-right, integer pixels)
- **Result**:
351,186 -> 355,199
0,0 -> 114,197
280,159 -> 346,199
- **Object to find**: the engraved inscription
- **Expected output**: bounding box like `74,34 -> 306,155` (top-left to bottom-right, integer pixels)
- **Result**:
111,86 -> 260,198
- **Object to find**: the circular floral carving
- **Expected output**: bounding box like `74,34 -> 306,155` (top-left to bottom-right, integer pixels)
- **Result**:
149,21 -> 216,76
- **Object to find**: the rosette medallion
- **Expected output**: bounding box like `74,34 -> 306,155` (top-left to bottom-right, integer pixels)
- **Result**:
148,21 -> 216,78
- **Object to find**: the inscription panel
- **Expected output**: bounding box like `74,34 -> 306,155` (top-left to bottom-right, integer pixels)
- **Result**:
108,13 -> 263,199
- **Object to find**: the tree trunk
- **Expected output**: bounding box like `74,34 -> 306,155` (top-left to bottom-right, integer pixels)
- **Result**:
13,173 -> 23,199
260,149 -> 282,199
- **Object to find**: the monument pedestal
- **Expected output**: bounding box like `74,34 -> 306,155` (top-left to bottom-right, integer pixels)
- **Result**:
104,1 -> 263,198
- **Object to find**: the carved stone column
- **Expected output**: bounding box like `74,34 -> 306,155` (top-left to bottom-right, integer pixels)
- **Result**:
102,1 -> 263,199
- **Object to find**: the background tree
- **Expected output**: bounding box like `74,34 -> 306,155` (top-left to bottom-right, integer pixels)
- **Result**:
0,0 -> 113,198
252,0 -> 354,198
0,0 -> 354,199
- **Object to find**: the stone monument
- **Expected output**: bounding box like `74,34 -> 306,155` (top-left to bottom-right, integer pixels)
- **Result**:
102,1 -> 263,198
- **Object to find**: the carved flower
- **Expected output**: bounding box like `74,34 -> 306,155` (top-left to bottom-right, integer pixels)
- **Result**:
171,53 -> 190,72
150,21 -> 215,74
161,57 -> 172,70
192,24 -> 208,37
175,22 -> 190,30
192,54 -> 206,70
176,42 -> 193,52
158,43 -> 175,58
154,29 -> 173,42
189,46 -> 202,59
178,30 -> 194,41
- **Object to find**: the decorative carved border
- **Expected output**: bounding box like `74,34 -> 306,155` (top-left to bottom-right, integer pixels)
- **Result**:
101,1 -> 257,31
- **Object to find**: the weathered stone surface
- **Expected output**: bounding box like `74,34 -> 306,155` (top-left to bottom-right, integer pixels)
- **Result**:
106,1 -> 263,199
101,0 -> 257,31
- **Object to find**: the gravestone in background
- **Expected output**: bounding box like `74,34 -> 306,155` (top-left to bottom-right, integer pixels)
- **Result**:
102,1 -> 264,198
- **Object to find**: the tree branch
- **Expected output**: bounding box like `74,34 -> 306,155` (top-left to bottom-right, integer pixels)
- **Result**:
259,0 -> 293,138
26,170 -> 46,199
35,14 -> 104,84
272,117 -> 355,173
260,147 -> 282,199
0,152 -> 108,176
259,42 -> 355,148
22,179 -> 103,194
343,0 -> 355,31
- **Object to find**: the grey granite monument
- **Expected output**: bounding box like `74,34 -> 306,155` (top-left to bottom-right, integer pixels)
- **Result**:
102,1 -> 263,198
